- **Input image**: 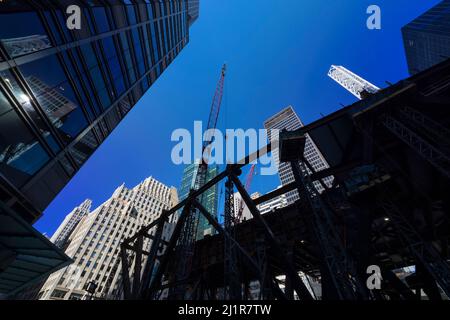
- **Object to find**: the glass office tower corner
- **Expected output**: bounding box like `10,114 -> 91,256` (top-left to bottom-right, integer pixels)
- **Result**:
0,1 -> 199,296
402,0 -> 450,75
0,1 -> 198,224
178,162 -> 219,241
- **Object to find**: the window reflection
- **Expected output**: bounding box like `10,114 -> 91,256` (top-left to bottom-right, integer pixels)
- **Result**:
126,5 -> 137,25
132,28 -> 146,76
1,70 -> 61,153
19,55 -> 88,143
92,7 -> 111,34
59,156 -> 75,176
0,12 -> 52,58
150,21 -> 160,62
118,96 -> 132,116
71,129 -> 98,167
1,35 -> 52,58
80,43 -> 111,109
101,37 -> 125,95
0,89 -> 50,187
120,32 -> 137,84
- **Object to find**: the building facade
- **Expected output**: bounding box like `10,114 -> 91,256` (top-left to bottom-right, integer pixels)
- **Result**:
264,106 -> 333,204
0,0 -> 199,295
233,191 -> 256,222
402,0 -> 450,75
178,162 -> 219,240
187,0 -> 200,25
38,177 -> 178,300
234,189 -> 288,222
254,189 -> 288,215
0,0 -> 198,224
51,199 -> 92,250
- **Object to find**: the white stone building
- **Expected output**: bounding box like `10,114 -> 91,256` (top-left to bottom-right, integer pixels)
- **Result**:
51,199 -> 92,250
38,177 -> 178,300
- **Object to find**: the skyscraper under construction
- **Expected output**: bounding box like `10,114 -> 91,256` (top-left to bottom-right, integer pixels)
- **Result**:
178,161 -> 219,240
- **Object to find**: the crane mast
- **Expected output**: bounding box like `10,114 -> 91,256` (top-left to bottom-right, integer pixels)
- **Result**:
236,164 -> 256,222
169,65 -> 227,299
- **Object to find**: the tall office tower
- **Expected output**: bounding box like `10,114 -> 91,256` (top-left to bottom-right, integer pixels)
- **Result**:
38,177 -> 178,300
254,188 -> 288,215
187,0 -> 200,25
234,189 -> 288,221
328,65 -> 380,100
264,106 -> 333,204
402,1 -> 450,75
0,1 -> 200,295
51,199 -> 92,250
178,162 -> 219,240
233,191 -> 257,222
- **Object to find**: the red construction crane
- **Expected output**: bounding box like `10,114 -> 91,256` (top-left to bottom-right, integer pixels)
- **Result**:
173,64 -> 228,298
180,64 -> 227,243
202,64 -> 227,165
236,163 -> 256,222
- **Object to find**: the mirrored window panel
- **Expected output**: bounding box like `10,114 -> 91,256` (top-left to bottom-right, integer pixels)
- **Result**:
0,89 -> 50,187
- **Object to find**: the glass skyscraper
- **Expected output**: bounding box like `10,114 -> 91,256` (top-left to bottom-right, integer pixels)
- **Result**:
0,1 -> 198,224
0,1 -> 199,296
178,162 -> 218,241
402,0 -> 450,75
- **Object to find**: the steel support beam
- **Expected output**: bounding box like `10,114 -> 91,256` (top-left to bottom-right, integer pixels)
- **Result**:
120,245 -> 132,300
380,113 -> 450,179
229,168 -> 314,301
223,179 -> 241,299
382,270 -> 416,300
131,234 -> 143,299
398,106 -> 450,145
378,195 -> 450,299
145,203 -> 192,299
192,198 -> 289,300
138,214 -> 167,298
192,199 -> 262,276
290,160 -> 369,300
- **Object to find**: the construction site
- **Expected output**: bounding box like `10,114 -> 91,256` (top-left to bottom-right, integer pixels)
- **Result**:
119,57 -> 450,301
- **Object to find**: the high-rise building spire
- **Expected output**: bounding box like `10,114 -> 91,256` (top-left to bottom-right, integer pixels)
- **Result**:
50,199 -> 92,250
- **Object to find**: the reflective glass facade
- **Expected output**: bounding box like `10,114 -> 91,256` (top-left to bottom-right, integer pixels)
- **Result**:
178,162 -> 218,241
0,1 -> 197,223
402,0 -> 450,75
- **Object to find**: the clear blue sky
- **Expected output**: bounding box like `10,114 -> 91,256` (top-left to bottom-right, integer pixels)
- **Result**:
35,0 -> 441,235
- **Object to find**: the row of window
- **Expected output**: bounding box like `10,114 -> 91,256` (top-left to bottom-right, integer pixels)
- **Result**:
0,3 -> 188,204
0,41 -> 182,190
0,73 -> 135,189
0,2 -> 188,59
60,188 -> 176,296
